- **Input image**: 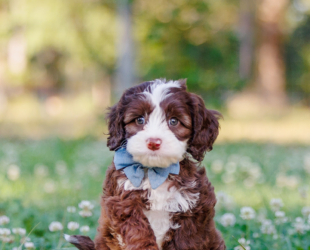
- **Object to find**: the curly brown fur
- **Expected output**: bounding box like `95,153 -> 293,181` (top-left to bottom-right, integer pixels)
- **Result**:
67,79 -> 225,250
94,158 -> 225,250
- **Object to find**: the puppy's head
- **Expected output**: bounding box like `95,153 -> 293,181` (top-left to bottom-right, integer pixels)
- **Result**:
107,79 -> 220,167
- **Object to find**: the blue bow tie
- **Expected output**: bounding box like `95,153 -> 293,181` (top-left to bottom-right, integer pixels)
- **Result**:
114,147 -> 180,189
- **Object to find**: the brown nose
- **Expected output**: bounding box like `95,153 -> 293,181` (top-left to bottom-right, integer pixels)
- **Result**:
146,138 -> 162,151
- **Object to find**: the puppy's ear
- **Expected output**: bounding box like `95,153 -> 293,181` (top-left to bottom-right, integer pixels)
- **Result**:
106,103 -> 125,151
178,79 -> 187,91
106,81 -> 153,150
187,93 -> 221,162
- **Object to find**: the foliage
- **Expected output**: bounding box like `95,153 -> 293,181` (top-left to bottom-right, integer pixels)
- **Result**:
133,0 -> 242,106
0,0 -> 310,106
0,139 -> 310,249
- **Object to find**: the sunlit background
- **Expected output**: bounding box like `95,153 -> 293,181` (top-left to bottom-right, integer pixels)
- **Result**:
0,0 -> 310,249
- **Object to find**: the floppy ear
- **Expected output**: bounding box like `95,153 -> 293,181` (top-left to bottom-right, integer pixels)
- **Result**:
106,81 -> 154,150
187,93 -> 221,162
106,103 -> 125,151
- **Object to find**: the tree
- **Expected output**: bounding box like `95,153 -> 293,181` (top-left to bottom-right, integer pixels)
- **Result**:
115,0 -> 136,100
255,0 -> 288,107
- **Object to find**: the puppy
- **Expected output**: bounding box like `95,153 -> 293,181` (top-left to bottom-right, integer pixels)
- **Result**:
66,79 -> 225,250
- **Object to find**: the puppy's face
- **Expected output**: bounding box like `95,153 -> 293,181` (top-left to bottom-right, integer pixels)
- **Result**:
124,80 -> 192,167
107,79 -> 220,167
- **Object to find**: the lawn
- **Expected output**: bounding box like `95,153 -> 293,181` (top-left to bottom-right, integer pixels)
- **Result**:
0,138 -> 310,250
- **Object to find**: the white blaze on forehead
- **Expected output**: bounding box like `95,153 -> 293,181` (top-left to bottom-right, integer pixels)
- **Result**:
142,80 -> 180,137
142,79 -> 182,130
144,79 -> 182,107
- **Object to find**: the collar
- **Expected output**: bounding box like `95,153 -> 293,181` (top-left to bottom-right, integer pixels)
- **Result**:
114,147 -> 180,189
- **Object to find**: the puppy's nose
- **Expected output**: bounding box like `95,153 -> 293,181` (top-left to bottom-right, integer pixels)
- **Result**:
146,138 -> 162,151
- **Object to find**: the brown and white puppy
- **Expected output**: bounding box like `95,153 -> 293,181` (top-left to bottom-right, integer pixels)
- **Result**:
66,79 -> 225,250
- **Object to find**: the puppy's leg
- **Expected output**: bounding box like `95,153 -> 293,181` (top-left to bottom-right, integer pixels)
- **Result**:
104,195 -> 159,250
95,236 -> 111,250
162,218 -> 225,250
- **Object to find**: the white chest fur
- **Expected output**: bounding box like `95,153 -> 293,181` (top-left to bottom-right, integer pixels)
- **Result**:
143,210 -> 171,249
120,177 -> 199,249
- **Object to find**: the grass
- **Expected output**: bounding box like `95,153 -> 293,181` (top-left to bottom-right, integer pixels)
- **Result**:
0,138 -> 310,249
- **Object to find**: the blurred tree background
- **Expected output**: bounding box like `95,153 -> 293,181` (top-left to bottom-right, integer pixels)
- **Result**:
0,0 -> 310,139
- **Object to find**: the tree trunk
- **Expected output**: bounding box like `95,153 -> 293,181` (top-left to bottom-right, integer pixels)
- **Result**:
239,0 -> 255,80
115,0 -> 135,100
255,0 -> 288,107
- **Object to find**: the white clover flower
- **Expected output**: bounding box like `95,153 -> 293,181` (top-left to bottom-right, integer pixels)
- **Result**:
239,156 -> 252,169
225,161 -> 237,173
20,236 -> 31,244
302,207 -> 310,218
276,174 -> 287,188
78,200 -> 94,217
216,191 -> 228,203
12,248 -> 19,250
78,201 -> 94,211
24,242 -> 35,249
295,217 -> 303,223
243,177 -> 256,188
0,215 -> 10,225
49,221 -> 63,232
80,225 -> 90,233
292,217 -> 307,234
211,160 -> 223,173
12,227 -> 26,236
275,211 -> 287,224
7,164 -> 20,181
220,213 -> 236,227
234,244 -> 248,250
221,173 -> 235,184
273,234 -> 279,240
270,198 -> 283,212
44,180 -> 56,193
67,206 -> 76,213
34,164 -> 49,177
238,238 -> 250,246
257,210 -> 267,223
0,228 -> 13,243
286,176 -> 299,189
253,233 -> 260,238
55,161 -> 68,175
79,210 -> 92,217
67,221 -> 79,231
234,238 -> 250,250
0,228 -> 11,236
247,164 -> 262,178
240,207 -> 256,220
0,235 -> 14,243
216,191 -> 234,210
275,211 -> 285,218
260,220 -> 276,235
234,245 -> 250,250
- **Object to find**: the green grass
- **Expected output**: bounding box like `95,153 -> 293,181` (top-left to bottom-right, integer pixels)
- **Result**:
0,138 -> 310,249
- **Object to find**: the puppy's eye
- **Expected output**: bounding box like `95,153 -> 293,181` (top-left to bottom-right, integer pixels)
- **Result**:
169,118 -> 178,126
136,117 -> 145,125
